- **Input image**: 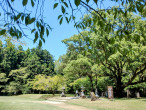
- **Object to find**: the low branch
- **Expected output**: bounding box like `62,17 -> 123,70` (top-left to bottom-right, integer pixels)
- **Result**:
124,63 -> 146,87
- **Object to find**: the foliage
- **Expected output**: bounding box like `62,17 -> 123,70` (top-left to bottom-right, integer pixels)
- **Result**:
0,39 -> 55,94
70,77 -> 91,92
31,74 -> 65,94
60,12 -> 146,97
0,0 -> 145,46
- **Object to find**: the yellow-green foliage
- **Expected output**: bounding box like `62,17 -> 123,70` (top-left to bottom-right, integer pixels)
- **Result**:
31,75 -> 65,92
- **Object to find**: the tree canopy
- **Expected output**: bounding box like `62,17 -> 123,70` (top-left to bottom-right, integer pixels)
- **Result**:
0,38 -> 56,95
56,11 -> 146,97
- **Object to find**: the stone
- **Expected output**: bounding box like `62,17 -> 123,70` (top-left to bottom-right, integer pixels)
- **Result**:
80,91 -> 86,99
107,86 -> 114,99
127,89 -> 131,98
136,92 -> 140,98
95,89 -> 99,98
91,92 -> 97,101
75,90 -> 79,97
101,92 -> 105,97
61,90 -> 66,97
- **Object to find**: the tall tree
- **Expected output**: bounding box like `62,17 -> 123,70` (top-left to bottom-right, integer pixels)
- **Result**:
61,12 -> 146,97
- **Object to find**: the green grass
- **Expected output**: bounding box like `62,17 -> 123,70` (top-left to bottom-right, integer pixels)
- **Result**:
66,98 -> 146,110
0,94 -> 65,110
0,94 -> 146,110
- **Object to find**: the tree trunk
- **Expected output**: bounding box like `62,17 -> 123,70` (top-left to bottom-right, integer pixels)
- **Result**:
88,76 -> 94,92
116,76 -> 124,98
95,74 -> 98,89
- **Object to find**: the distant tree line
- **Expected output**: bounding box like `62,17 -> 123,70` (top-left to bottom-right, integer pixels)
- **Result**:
0,38 -> 60,95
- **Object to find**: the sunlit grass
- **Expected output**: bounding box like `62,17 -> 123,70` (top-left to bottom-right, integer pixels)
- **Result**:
0,94 -> 145,110
0,94 -> 65,110
66,97 -> 146,110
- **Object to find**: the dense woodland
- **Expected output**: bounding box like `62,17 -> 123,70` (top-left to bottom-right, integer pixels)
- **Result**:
0,38 -> 56,95
0,0 -> 146,98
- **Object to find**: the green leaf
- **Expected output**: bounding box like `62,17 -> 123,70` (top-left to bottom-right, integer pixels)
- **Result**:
28,18 -> 35,24
59,17 -> 63,24
22,0 -> 28,6
36,21 -> 39,28
46,28 -> 49,36
53,3 -> 58,9
34,32 -> 38,43
65,17 -> 69,23
25,16 -> 29,25
63,2 -> 68,7
39,40 -> 42,47
0,29 -> 6,35
110,37 -> 115,44
86,0 -> 90,3
136,1 -> 144,13
124,11 -> 127,18
11,0 -> 15,2
58,15 -> 62,19
93,0 -> 98,4
21,16 -> 24,21
61,6 -> 65,14
31,0 -> 34,7
41,26 -> 44,35
4,23 -> 9,27
31,29 -> 36,33
19,31 -> 22,37
75,0 -> 81,7
88,49 -> 92,53
42,38 -> 45,43
68,16 -> 71,22
16,13 -> 21,20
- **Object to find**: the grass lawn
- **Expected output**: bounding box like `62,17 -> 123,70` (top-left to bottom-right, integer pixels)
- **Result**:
66,97 -> 146,110
0,94 -> 65,110
0,94 -> 146,110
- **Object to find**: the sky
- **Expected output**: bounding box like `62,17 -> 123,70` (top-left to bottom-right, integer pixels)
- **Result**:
0,0 -> 115,60
16,0 -> 79,60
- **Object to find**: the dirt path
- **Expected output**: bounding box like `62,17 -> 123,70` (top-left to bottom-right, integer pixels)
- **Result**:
41,101 -> 91,110
33,97 -> 92,110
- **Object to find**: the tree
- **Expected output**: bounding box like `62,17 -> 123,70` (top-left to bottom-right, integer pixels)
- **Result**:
85,12 -> 146,97
31,74 -> 65,95
23,47 -> 55,77
63,54 -> 95,91
0,73 -> 9,94
0,38 -> 18,75
61,11 -> 146,97
0,38 -> 56,94
49,75 -> 65,95
7,67 -> 28,94
0,0 -> 145,46
70,77 -> 91,93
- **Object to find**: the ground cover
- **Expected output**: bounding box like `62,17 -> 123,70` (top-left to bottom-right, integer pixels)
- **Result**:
0,94 -> 145,110
66,98 -> 146,110
0,94 -> 65,110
